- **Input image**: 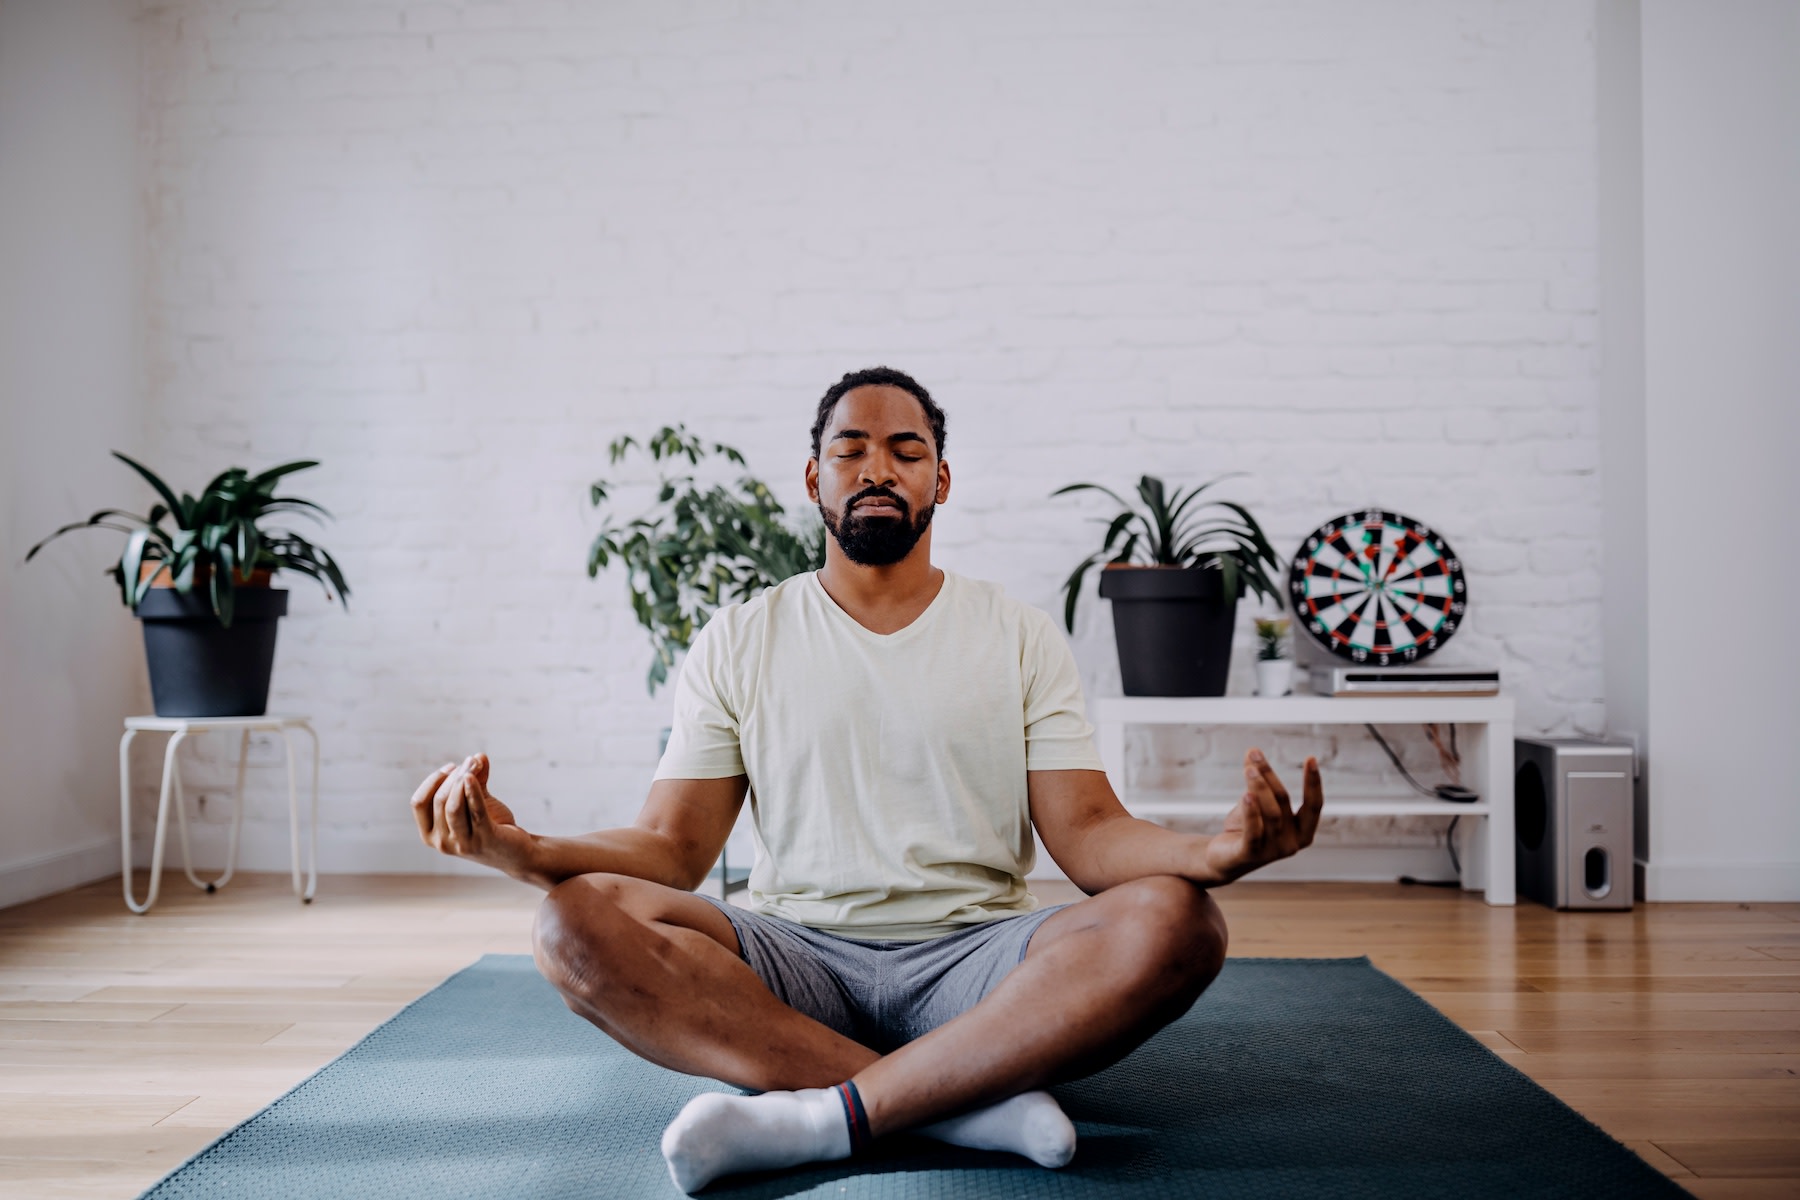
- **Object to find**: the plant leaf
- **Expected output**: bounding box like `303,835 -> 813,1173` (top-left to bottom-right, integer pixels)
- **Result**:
1050,481 -> 1140,513
120,529 -> 151,607
212,543 -> 237,627
26,511 -> 144,561
261,497 -> 332,521
1098,510 -> 1134,553
110,452 -> 184,518
1209,500 -> 1280,565
1060,552 -> 1102,633
247,460 -> 319,488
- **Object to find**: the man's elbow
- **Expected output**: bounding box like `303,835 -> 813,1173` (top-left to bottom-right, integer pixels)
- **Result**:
666,836 -> 722,893
1041,822 -> 1120,896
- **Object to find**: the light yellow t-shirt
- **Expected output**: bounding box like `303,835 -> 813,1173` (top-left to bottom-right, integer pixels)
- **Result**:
653,569 -> 1105,940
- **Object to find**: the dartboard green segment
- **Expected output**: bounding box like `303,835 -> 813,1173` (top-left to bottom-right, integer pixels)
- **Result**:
1288,510 -> 1467,665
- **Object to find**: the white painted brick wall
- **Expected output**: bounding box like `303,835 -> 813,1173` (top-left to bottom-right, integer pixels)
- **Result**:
133,0 -> 1604,877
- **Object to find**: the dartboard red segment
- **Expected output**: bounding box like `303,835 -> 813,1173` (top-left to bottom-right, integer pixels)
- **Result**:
1287,510 -> 1467,667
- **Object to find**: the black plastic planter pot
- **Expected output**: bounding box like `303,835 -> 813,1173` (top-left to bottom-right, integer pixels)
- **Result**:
135,587 -> 289,717
1098,566 -> 1239,696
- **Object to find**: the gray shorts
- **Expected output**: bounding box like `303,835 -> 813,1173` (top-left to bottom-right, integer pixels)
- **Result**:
699,897 -> 1072,1054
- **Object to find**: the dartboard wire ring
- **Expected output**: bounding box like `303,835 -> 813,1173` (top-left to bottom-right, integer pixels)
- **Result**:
1287,510 -> 1467,667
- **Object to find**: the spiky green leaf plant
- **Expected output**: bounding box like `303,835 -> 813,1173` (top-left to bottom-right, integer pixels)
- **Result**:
26,453 -> 350,628
1051,473 -> 1281,633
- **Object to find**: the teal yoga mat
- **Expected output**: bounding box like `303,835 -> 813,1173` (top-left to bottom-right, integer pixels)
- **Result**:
138,955 -> 1690,1199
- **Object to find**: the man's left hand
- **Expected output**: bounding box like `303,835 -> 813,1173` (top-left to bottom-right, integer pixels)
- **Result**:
1202,748 -> 1323,884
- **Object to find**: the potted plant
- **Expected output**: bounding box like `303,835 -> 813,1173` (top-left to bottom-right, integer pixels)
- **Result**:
1053,473 -> 1282,696
26,453 -> 350,717
1254,616 -> 1294,697
589,425 -> 826,693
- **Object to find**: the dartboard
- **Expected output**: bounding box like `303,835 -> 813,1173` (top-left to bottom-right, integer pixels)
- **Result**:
1288,510 -> 1467,666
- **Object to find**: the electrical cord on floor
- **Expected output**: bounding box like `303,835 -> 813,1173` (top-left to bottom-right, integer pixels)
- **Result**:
1365,724 -> 1476,887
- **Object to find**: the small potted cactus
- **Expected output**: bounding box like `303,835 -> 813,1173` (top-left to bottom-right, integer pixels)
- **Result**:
1254,616 -> 1293,697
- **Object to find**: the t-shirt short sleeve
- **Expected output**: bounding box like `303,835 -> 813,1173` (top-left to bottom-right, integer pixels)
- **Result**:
1020,608 -> 1106,772
654,617 -> 747,780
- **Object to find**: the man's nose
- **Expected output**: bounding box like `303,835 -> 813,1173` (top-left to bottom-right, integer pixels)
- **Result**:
859,455 -> 897,487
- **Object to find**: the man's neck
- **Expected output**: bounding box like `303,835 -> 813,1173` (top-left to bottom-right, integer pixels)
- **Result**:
815,543 -> 945,636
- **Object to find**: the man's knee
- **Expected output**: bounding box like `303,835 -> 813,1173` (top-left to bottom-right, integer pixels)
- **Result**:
532,873 -> 639,999
1107,875 -> 1229,1000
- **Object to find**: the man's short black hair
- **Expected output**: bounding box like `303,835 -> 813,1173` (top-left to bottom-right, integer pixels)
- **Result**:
810,367 -> 947,461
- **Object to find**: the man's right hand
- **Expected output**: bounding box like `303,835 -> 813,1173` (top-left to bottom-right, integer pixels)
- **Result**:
411,753 -> 535,877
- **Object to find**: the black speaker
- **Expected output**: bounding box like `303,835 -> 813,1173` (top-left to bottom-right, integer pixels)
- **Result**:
1514,737 -> 1634,910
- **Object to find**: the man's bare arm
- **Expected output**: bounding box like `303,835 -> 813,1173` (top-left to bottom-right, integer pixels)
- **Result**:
1028,749 -> 1322,894
411,755 -> 747,892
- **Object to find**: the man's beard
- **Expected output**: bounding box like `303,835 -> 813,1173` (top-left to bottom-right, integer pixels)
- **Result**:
821,487 -> 935,567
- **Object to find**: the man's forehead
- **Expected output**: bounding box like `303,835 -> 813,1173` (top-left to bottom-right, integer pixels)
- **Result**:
827,386 -> 930,436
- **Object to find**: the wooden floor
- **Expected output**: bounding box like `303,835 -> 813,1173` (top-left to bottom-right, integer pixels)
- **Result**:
0,875 -> 1795,1199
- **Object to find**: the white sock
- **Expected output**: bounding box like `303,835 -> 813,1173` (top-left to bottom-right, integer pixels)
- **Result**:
916,1089 -> 1077,1168
660,1088 -> 851,1193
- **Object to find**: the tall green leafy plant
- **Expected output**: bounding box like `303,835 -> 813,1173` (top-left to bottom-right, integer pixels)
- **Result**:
589,425 -> 826,692
26,452 -> 350,628
1051,473 -> 1281,632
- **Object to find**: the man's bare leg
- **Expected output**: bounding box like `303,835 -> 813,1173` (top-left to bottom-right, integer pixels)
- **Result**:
535,871 -> 1220,1100
531,872 -> 877,1089
534,873 -> 1079,1188
535,872 -> 1223,1187
854,873 -> 1227,1134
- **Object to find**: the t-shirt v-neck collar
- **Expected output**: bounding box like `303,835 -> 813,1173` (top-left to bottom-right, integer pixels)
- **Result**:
807,568 -> 953,642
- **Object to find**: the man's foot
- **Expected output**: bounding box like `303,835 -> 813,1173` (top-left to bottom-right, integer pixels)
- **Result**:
661,1089 -> 850,1193
916,1089 -> 1077,1168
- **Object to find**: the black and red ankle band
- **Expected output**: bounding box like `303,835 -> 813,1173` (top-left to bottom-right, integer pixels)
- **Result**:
835,1080 -> 873,1152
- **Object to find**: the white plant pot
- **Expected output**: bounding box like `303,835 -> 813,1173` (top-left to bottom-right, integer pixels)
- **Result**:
1255,658 -> 1294,697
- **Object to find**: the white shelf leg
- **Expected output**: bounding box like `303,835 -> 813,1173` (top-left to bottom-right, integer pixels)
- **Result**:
171,726 -> 246,894
1454,797 -> 1482,893
124,729 -> 188,914
118,728 -> 139,912
305,723 -> 320,903
1455,723 -> 1487,894
171,740 -> 196,888
282,724 -> 318,903
1484,714 -> 1515,905
219,725 -> 248,889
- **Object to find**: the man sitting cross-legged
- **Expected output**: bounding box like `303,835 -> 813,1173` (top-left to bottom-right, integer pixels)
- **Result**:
411,366 -> 1325,1193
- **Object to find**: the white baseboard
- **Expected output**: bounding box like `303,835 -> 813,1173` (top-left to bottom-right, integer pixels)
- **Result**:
0,836 -> 121,910
1027,844 -> 1465,886
1641,860 -> 1800,902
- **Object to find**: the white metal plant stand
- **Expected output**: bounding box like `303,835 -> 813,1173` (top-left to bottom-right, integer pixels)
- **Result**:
1091,694 -> 1517,905
118,714 -> 319,914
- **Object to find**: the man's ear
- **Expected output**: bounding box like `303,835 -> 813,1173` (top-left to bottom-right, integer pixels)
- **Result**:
936,458 -> 951,505
804,456 -> 820,504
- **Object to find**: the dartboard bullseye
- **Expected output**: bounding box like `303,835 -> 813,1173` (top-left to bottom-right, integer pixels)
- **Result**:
1288,510 -> 1467,666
